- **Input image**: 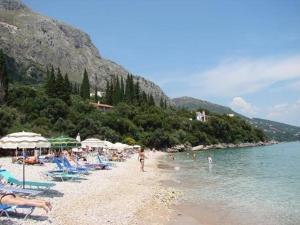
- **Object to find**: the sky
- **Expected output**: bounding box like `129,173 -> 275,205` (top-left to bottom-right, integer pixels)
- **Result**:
23,0 -> 300,126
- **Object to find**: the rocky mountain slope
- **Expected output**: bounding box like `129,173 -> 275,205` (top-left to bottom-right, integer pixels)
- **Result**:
0,0 -> 168,102
173,96 -> 300,141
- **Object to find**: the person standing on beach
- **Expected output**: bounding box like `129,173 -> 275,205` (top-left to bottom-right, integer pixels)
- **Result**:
138,148 -> 146,172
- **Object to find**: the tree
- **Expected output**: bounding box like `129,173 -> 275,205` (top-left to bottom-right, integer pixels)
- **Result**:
105,80 -> 112,104
94,85 -> 99,103
45,66 -> 56,98
149,94 -> 155,106
80,69 -> 90,100
0,49 -> 9,104
63,73 -> 71,104
160,97 -> 164,108
113,76 -> 121,104
134,81 -> 140,104
55,68 -> 65,100
120,77 -> 125,102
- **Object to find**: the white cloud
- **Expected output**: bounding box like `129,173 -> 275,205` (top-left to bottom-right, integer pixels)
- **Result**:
191,54 -> 300,97
230,97 -> 258,116
266,99 -> 300,126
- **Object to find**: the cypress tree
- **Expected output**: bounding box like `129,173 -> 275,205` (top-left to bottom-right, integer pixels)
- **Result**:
125,74 -> 131,103
134,81 -> 140,104
113,76 -> 121,104
105,80 -> 112,104
72,82 -> 77,94
94,75 -> 99,103
129,75 -> 135,102
56,68 -> 65,100
149,94 -> 155,106
141,91 -> 148,105
94,86 -> 99,103
46,66 -> 56,98
64,73 -> 71,93
160,97 -> 164,108
120,77 -> 125,102
44,67 -> 50,92
109,78 -> 114,104
0,49 -> 8,104
63,73 -> 71,104
80,69 -> 90,100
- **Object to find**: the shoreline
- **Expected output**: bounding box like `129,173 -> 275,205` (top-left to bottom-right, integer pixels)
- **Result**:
0,151 -> 179,225
168,140 -> 279,152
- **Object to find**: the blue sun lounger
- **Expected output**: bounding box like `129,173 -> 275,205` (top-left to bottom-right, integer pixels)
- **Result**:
97,155 -> 114,168
53,158 -> 86,175
44,170 -> 80,181
62,157 -> 90,174
0,184 -> 42,196
0,170 -> 55,190
0,204 -> 35,220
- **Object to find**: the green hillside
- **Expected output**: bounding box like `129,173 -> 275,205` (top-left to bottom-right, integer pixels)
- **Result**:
173,96 -> 300,141
172,96 -> 236,114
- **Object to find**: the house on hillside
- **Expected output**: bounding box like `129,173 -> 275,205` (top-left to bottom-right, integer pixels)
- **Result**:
196,111 -> 207,122
90,91 -> 104,98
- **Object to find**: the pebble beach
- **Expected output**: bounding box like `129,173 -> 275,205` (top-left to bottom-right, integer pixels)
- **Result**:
0,151 -> 179,225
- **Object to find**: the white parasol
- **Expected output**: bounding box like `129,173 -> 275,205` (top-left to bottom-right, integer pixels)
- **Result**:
0,131 -> 50,188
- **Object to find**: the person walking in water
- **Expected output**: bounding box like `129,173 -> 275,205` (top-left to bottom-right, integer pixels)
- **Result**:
192,153 -> 196,160
208,156 -> 212,163
138,148 -> 146,172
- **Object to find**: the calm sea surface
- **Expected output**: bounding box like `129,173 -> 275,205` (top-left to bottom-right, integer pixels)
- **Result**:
159,142 -> 300,225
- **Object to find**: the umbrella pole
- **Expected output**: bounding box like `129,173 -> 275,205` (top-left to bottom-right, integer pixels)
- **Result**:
22,148 -> 25,189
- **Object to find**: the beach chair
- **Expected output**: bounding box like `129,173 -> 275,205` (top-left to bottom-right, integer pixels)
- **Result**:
53,158 -> 86,175
62,157 -> 90,174
74,156 -> 106,170
44,171 -> 80,182
0,170 -> 55,190
0,204 -> 35,220
97,155 -> 114,168
0,184 -> 42,196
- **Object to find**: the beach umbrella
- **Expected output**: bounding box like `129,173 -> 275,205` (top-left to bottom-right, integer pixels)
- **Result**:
81,138 -> 107,148
113,142 -> 128,152
48,136 -> 81,149
0,131 -> 50,188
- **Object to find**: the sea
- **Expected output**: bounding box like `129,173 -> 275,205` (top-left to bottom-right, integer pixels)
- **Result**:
158,142 -> 300,225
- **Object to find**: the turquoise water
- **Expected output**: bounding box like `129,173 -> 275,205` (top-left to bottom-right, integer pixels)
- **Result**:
161,142 -> 300,225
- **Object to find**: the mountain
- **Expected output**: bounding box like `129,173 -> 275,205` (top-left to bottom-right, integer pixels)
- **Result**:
173,96 -> 300,141
249,118 -> 300,142
0,0 -> 168,102
172,96 -> 236,114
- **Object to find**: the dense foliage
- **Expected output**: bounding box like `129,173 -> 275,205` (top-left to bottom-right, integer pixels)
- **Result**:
0,49 -> 266,148
0,49 -> 9,104
103,74 -> 166,107
0,83 -> 266,148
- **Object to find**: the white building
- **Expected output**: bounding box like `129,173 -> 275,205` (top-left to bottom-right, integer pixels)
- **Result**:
90,91 -> 104,98
196,111 -> 207,122
227,114 -> 235,117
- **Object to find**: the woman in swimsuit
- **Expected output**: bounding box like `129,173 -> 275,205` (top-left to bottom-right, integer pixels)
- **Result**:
138,148 -> 146,172
0,193 -> 52,213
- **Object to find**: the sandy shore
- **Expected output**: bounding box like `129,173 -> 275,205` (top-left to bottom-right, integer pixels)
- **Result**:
0,151 -> 178,225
